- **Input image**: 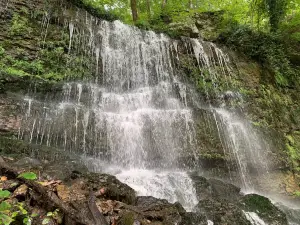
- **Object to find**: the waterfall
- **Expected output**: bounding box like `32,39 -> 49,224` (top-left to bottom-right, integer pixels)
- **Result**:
19,15 -> 271,211
212,108 -> 270,191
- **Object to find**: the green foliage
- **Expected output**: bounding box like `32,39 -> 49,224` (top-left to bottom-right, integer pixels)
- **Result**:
0,201 -> 34,225
0,202 -> 11,212
0,191 -> 11,199
221,25 -> 299,87
285,133 -> 300,171
0,197 -> 32,225
9,14 -> 32,36
0,172 -> 38,225
120,212 -> 135,225
18,172 -> 37,180
72,0 -> 121,21
251,0 -> 288,31
42,209 -> 60,225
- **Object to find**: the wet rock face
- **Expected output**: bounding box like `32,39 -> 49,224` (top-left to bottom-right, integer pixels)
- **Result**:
0,96 -> 21,135
190,173 -> 242,202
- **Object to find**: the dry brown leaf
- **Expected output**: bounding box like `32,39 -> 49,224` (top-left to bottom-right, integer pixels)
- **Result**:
0,176 -> 7,181
40,180 -> 62,186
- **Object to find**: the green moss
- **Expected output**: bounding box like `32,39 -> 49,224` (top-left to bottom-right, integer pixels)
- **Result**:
293,191 -> 300,197
241,194 -> 273,213
4,67 -> 31,77
285,133 -> 300,172
120,212 -> 135,225
240,194 -> 287,224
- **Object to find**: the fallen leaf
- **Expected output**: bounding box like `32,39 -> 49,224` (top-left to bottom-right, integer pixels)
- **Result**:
40,180 -> 62,186
111,217 -> 116,225
1,176 -> 7,181
100,187 -> 106,194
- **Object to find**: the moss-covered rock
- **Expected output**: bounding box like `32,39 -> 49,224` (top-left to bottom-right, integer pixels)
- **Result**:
197,198 -> 251,225
240,194 -> 288,225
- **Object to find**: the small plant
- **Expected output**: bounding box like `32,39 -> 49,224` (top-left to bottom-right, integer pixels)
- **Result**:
0,172 -> 38,225
42,209 -> 60,225
18,172 -> 37,180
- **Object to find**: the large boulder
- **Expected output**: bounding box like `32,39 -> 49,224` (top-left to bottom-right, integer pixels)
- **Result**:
190,173 -> 242,202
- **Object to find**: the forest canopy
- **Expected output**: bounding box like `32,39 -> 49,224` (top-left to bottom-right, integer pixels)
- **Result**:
82,0 -> 300,35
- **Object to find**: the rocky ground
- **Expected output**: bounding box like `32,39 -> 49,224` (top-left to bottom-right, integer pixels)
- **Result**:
0,134 -> 299,225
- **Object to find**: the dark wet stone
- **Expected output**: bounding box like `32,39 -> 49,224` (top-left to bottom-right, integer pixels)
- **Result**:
14,157 -> 42,168
42,160 -> 88,181
189,173 -> 241,202
208,178 -> 241,202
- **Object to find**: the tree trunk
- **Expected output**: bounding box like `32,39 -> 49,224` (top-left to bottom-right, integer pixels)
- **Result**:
130,0 -> 139,22
189,0 -> 193,8
146,0 -> 151,20
162,0 -> 167,9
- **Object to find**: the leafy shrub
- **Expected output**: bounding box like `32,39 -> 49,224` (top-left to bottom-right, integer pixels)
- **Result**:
220,25 -> 299,87
0,172 -> 38,225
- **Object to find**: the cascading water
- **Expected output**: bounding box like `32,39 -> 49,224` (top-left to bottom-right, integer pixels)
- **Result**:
19,19 -> 200,211
212,108 -> 270,191
18,9 -> 272,215
243,211 -> 267,225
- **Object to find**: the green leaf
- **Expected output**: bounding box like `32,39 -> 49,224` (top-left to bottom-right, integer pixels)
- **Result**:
11,211 -> 18,218
18,172 -> 37,180
23,217 -> 32,225
31,213 -> 39,217
46,212 -> 53,217
0,190 -> 11,199
20,208 -> 27,215
42,218 -> 50,224
0,202 -> 11,211
0,213 -> 13,225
